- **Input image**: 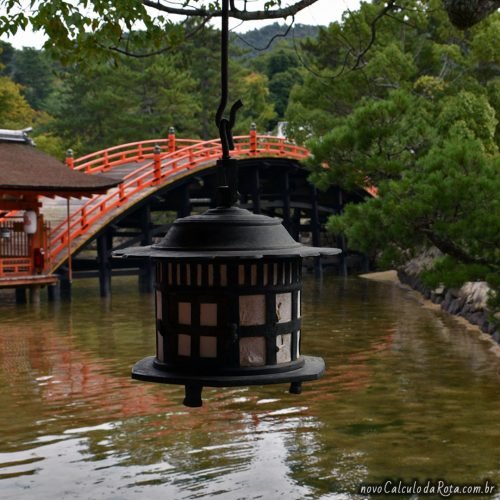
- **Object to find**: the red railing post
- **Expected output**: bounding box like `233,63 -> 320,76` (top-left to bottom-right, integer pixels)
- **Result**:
250,123 -> 257,155
66,149 -> 74,169
168,127 -> 176,153
154,144 -> 162,183
81,206 -> 87,228
103,150 -> 109,170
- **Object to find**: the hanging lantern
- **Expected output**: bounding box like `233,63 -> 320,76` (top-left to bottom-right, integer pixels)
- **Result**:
114,0 -> 340,407
23,210 -> 37,235
116,185 -> 339,407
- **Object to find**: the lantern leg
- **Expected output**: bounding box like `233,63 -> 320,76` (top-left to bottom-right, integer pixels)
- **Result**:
183,384 -> 203,408
289,382 -> 302,394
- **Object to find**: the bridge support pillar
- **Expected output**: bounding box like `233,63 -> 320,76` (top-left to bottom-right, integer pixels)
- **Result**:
138,205 -> 153,294
310,185 -> 322,278
15,287 -> 27,304
97,231 -> 112,298
177,185 -> 191,219
30,285 -> 41,305
48,282 -> 60,302
291,208 -> 301,241
60,272 -> 72,301
251,167 -> 261,214
281,170 -> 291,234
336,188 -> 348,277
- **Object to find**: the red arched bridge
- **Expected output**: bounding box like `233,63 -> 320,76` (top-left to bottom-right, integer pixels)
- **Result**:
1,130 -> 372,295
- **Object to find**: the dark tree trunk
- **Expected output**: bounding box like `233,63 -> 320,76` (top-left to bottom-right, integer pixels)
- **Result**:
443,0 -> 500,29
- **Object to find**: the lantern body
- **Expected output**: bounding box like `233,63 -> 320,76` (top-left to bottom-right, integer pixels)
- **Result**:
154,257 -> 303,375
116,205 -> 340,406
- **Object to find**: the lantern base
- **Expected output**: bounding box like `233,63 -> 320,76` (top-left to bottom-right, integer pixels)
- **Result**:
131,355 -> 325,407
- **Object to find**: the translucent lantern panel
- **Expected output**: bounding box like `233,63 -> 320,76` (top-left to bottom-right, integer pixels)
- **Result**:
240,337 -> 266,367
297,291 -> 301,318
197,264 -> 203,286
157,331 -> 164,362
220,265 -> 228,286
178,302 -> 191,325
168,263 -> 173,284
251,264 -> 257,286
276,293 -> 292,323
156,291 -> 162,320
208,264 -> 214,286
239,295 -> 266,326
238,265 -> 245,285
276,333 -> 292,364
200,336 -> 217,358
296,330 -> 301,358
178,334 -> 191,356
200,303 -> 217,326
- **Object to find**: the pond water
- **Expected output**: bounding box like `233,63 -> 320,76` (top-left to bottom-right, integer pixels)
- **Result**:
1,275 -> 499,499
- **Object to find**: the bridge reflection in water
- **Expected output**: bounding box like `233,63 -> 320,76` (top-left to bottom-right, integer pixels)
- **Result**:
41,130 -> 371,298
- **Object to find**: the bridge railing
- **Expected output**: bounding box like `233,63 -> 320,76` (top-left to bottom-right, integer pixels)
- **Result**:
0,210 -> 19,222
69,138 -> 204,174
49,134 -> 309,271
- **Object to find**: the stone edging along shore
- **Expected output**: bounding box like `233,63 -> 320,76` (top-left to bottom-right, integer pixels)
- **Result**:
397,270 -> 500,345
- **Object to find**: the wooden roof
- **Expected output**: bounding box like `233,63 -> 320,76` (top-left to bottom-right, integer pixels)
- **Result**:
0,142 -> 119,197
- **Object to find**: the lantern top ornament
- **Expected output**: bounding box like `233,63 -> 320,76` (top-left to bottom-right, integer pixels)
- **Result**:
118,205 -> 341,260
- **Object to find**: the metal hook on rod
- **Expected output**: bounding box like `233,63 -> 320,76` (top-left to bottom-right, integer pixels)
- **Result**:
215,0 -> 242,161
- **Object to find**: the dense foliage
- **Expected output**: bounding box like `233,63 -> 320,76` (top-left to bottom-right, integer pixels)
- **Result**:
285,0 -> 499,308
0,22 -> 309,154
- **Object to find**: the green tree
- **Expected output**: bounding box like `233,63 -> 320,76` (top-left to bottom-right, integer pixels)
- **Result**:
0,40 -> 14,73
10,47 -> 55,109
288,1 -> 499,306
0,74 -> 37,127
250,45 -> 304,122
47,54 -> 199,154
235,71 -> 277,132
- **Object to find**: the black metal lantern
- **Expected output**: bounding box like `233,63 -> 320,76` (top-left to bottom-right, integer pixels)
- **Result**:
115,0 -> 340,407
117,191 -> 339,406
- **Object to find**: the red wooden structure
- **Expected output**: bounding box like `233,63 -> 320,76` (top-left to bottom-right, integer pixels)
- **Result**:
0,129 -> 118,293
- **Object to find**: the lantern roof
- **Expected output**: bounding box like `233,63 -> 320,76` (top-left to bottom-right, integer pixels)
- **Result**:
117,205 -> 341,260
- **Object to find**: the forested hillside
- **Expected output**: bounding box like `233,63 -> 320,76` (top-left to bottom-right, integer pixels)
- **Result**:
0,22 -> 314,156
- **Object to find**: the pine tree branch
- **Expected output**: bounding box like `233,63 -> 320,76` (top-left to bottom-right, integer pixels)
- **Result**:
103,18 -> 211,58
421,227 -> 493,267
141,0 -> 320,21
352,0 -> 397,70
